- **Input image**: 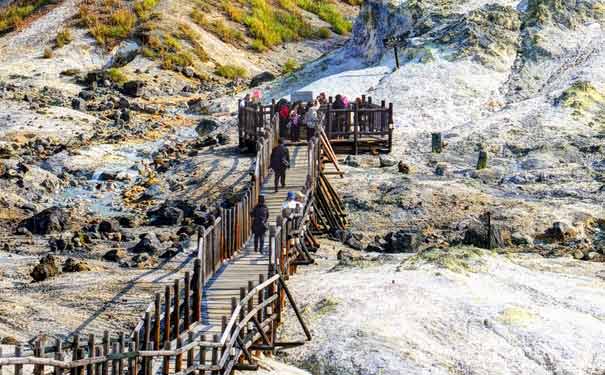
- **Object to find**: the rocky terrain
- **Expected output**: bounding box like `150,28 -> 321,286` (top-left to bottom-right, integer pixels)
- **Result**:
0,0 -> 356,343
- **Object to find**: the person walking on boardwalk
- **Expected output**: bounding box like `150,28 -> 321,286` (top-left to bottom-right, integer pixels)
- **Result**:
270,138 -> 290,193
251,195 -> 269,252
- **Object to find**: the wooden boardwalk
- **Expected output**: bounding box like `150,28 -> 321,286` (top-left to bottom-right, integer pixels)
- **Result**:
201,145 -> 307,336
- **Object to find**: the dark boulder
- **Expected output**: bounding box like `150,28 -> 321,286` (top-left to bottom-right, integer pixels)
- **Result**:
63,258 -> 91,272
30,255 -> 60,282
148,205 -> 184,226
216,133 -> 229,145
78,90 -> 95,101
121,80 -> 144,97
398,161 -> 410,174
250,71 -> 275,87
99,219 -> 120,233
463,223 -> 512,249
49,237 -> 70,252
384,230 -> 421,253
128,233 -> 161,255
19,207 -> 68,235
71,98 -> 86,111
103,249 -> 127,262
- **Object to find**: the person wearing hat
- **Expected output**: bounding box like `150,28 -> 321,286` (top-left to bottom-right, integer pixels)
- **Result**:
251,195 -> 269,252
282,191 -> 299,210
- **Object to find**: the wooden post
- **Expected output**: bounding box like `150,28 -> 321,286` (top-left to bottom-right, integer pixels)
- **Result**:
187,332 -> 194,369
164,285 -> 172,345
199,335 -> 207,375
258,274 -> 265,322
111,343 -> 118,375
154,293 -> 161,350
55,341 -> 64,375
239,287 -> 246,338
477,148 -> 488,170
71,335 -> 79,375
143,311 -> 151,351
211,335 -> 219,375
33,338 -> 43,375
14,343 -> 22,375
0,347 -> 2,375
353,103 -> 359,155
394,46 -> 400,69
94,347 -> 101,375
193,259 -> 202,322
102,331 -> 109,375
145,343 -> 152,375
431,132 -> 442,153
118,333 -> 125,375
221,316 -> 227,334
388,103 -> 394,153
175,337 -> 183,373
127,342 -> 135,375
231,297 -> 237,337
184,271 -> 191,330
87,334 -> 95,375
174,279 -> 180,338
162,341 -> 170,375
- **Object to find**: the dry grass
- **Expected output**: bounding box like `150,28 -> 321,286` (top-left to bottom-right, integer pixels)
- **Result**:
0,0 -> 53,35
55,28 -> 73,48
215,64 -> 247,79
191,9 -> 245,44
77,0 -> 155,48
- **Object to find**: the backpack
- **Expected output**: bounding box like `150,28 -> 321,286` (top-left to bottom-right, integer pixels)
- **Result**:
279,106 -> 290,119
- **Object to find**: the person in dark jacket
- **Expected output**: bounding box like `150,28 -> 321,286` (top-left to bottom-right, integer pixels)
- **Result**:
270,138 -> 290,193
251,195 -> 269,252
332,94 -> 346,134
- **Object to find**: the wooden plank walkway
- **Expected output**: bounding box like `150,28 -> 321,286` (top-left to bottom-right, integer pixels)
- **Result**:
200,145 -> 307,335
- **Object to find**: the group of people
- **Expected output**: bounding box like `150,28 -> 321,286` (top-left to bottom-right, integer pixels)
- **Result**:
276,96 -> 323,142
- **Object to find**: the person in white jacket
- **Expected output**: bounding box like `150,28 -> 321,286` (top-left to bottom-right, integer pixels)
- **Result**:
303,100 -> 320,141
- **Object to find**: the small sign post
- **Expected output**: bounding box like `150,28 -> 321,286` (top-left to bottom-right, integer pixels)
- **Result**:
383,32 -> 410,70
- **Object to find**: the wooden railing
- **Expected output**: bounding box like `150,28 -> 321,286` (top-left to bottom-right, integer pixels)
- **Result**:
237,96 -> 394,154
0,102 -> 318,375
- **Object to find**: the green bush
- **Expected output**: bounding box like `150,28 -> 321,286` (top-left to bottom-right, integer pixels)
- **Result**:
106,67 -> 127,84
191,10 -> 244,44
282,58 -> 298,74
296,0 -> 352,34
250,38 -> 267,52
318,26 -> 331,39
0,0 -> 52,35
215,64 -> 247,79
55,28 -> 73,48
134,0 -> 159,20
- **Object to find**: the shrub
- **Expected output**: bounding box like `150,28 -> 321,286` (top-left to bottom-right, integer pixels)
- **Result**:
0,0 -> 53,35
318,26 -> 331,39
223,2 -> 245,23
191,10 -> 244,44
250,38 -> 267,52
215,64 -> 247,79
141,46 -> 156,58
296,0 -> 352,34
55,28 -> 73,48
134,0 -> 159,20
193,45 -> 209,62
106,67 -> 127,84
161,51 -> 193,70
282,58 -> 298,74
43,47 -> 53,58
